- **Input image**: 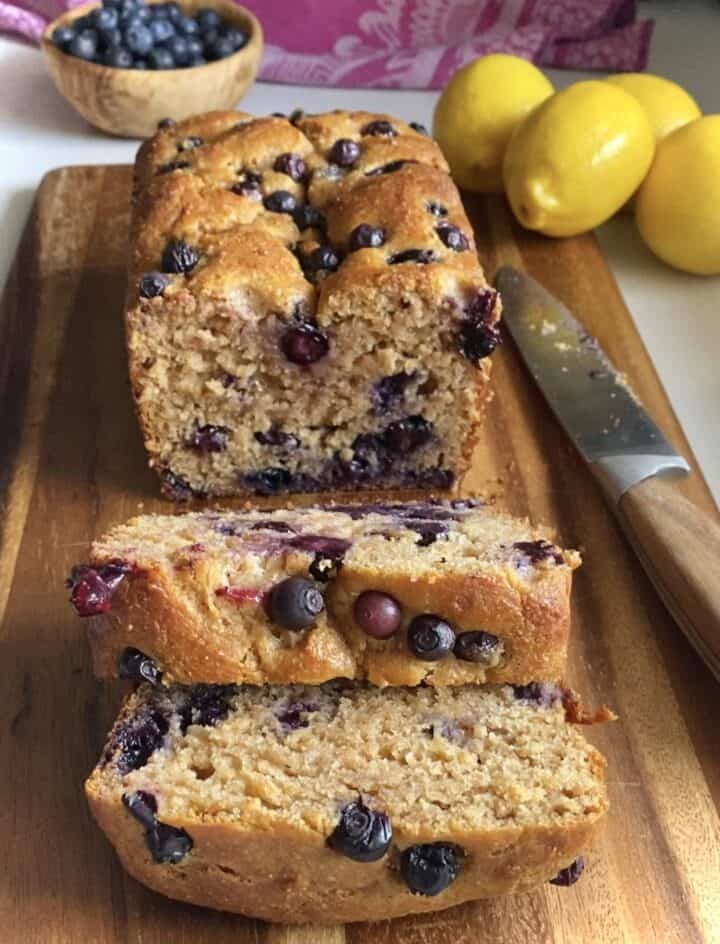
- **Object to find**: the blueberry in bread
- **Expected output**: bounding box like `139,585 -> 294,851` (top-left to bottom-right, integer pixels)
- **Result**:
68,500 -> 580,687
85,681 -> 608,923
126,110 -> 502,499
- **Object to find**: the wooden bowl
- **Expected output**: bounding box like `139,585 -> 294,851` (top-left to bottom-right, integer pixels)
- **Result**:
41,0 -> 262,138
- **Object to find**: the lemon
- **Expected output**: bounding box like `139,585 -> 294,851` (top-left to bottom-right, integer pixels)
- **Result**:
605,73 -> 701,142
433,54 -> 554,194
503,81 -> 655,237
636,116 -> 720,275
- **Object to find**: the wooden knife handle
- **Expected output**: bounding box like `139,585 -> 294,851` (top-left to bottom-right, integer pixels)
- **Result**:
618,475 -> 720,680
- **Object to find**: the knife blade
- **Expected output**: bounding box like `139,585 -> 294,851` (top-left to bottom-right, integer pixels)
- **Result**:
495,265 -> 720,680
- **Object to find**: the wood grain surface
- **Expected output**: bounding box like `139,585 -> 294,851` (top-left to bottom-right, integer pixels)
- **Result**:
1,165 -> 719,944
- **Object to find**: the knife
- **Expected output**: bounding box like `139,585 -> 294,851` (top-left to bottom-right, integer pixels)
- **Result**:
495,265 -> 720,680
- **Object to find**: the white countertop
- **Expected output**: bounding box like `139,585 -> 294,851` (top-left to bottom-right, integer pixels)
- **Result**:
1,0 -> 718,501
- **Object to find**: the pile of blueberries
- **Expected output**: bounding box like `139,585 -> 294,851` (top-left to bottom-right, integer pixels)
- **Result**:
52,0 -> 248,69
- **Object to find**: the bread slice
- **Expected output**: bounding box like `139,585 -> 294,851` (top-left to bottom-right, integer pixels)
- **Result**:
68,500 -> 580,687
126,110 -> 501,499
85,681 -> 608,924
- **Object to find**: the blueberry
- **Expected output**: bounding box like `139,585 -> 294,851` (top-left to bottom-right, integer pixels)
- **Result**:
457,289 -> 501,363
407,614 -> 455,661
410,121 -> 429,135
199,26 -> 218,45
112,706 -> 169,774
118,647 -> 162,684
254,427 -> 299,448
67,562 -> 130,616
161,239 -> 198,273
454,630 -> 500,663
364,160 -> 411,177
263,190 -> 297,214
426,201 -> 447,217
361,119 -> 396,137
269,576 -> 324,631
353,591 -> 402,639
69,29 -> 99,61
187,423 -> 228,453
550,856 -> 585,886
102,46 -> 133,69
293,204 -> 325,231
166,34 -> 190,65
349,224 -> 385,251
400,843 -> 461,895
301,246 -> 340,280
411,520 -> 448,547
175,16 -> 200,37
512,540 -> 563,564
148,46 -> 176,69
244,467 -> 291,495
387,248 -> 436,265
124,22 -> 152,55
122,790 -> 158,829
304,537 -> 350,581
180,684 -> 235,731
328,138 -> 360,167
327,800 -> 392,862
91,6 -> 119,30
205,35 -> 234,60
157,159 -> 190,174
146,822 -> 193,864
148,17 -> 174,43
221,26 -> 247,50
157,117 -> 176,129
102,0 -> 124,7
436,222 -> 469,252
281,322 -> 329,365
273,152 -> 306,182
188,55 -> 206,66
195,7 -> 221,31
52,25 -> 76,50
512,682 -> 564,707
383,415 -> 433,453
97,26 -> 122,48
371,371 -> 414,414
231,169 -> 262,196
186,36 -> 203,58
162,2 -> 183,24
178,134 -> 203,150
133,58 -> 148,68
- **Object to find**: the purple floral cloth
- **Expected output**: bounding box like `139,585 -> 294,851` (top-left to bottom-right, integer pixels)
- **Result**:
2,0 -> 653,88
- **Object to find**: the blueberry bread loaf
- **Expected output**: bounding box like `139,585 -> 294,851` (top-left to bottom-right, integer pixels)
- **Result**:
127,109 -> 502,499
85,681 -> 608,924
68,500 -> 580,687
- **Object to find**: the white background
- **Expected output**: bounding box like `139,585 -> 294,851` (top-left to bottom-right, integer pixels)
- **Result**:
1,0 -> 718,500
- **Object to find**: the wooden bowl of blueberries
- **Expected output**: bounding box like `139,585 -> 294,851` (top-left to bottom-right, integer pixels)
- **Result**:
42,0 -> 262,137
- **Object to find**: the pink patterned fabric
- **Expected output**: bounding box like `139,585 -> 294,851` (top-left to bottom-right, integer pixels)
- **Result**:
2,0 -> 653,88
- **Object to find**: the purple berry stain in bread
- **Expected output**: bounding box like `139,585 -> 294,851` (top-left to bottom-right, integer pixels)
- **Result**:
513,540 -> 563,564
254,427 -> 300,449
327,799 -> 392,862
400,843 -> 462,895
276,700 -> 318,730
187,423 -> 229,453
353,591 -> 402,638
160,468 -> 202,501
269,576 -> 325,631
384,415 -> 433,453
161,239 -> 198,274
118,648 -> 162,685
328,138 -> 360,167
371,371 -> 415,414
407,615 -> 456,661
512,682 -> 564,707
67,561 -> 131,616
550,856 -> 585,886
109,704 -> 169,774
180,684 -> 236,733
273,152 -> 306,181
244,467 -> 292,495
281,322 -> 329,365
458,289 -> 501,363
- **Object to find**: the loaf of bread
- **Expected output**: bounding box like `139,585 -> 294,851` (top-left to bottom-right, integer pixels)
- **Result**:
67,500 -> 580,687
126,109 -> 502,499
85,681 -> 607,924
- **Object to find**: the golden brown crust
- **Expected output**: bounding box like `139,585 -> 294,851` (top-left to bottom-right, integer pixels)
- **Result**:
86,788 -> 604,924
125,110 -> 502,499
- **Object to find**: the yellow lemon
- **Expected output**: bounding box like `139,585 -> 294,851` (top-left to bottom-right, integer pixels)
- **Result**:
433,54 -> 554,194
503,81 -> 655,237
636,116 -> 720,275
605,73 -> 701,142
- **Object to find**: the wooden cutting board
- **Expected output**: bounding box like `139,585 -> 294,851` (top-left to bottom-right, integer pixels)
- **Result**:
1,165 -> 719,944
